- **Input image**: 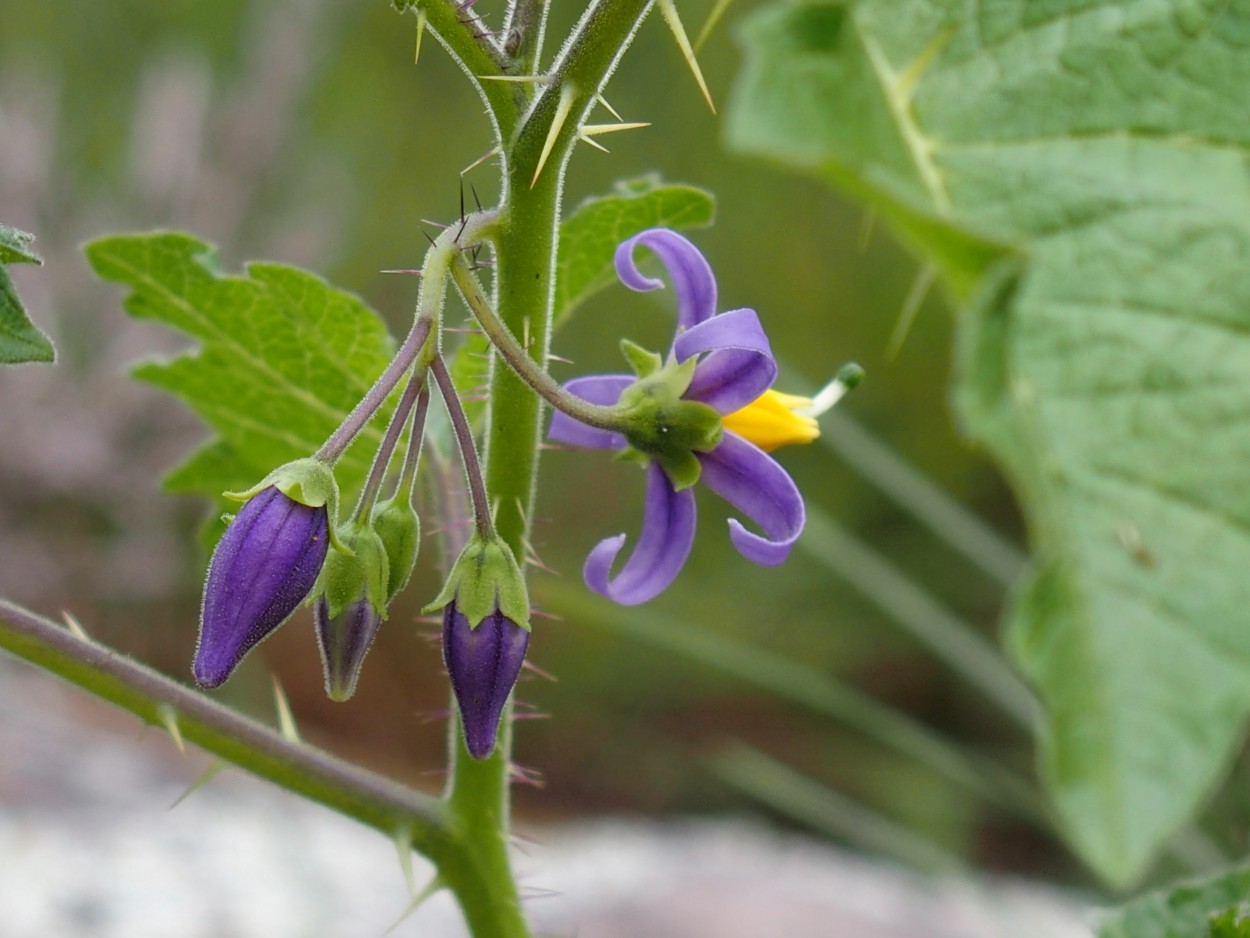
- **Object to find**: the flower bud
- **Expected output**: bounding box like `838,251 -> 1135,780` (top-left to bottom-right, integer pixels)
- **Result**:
425,533 -> 532,760
314,595 -> 382,702
442,601 -> 530,760
194,485 -> 329,688
370,495 -> 420,603
312,519 -> 389,701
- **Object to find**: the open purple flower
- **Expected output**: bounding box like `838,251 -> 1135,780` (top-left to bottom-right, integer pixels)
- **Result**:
548,228 -> 805,605
194,485 -> 329,687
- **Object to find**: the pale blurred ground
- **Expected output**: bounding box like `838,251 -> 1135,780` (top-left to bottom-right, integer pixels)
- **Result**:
0,657 -> 1093,938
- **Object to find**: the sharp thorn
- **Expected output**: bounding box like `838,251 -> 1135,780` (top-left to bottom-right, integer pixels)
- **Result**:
169,759 -> 224,810
414,11 -> 427,64
580,122 -> 651,136
273,676 -> 301,744
596,94 -> 624,121
658,0 -> 716,113
578,132 -> 610,153
157,704 -> 186,754
61,610 -> 90,641
531,84 -> 578,188
461,146 -> 502,176
694,0 -> 734,54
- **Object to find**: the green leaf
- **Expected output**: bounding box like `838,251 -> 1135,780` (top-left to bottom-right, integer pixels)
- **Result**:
553,175 -> 715,328
449,176 -> 716,428
729,0 -> 1250,885
85,232 -> 395,508
0,224 -> 54,364
1099,868 -> 1250,938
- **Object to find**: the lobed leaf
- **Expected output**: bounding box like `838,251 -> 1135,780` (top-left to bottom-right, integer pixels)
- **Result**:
86,232 -> 396,509
0,224 -> 54,364
729,0 -> 1250,885
1099,867 -> 1250,938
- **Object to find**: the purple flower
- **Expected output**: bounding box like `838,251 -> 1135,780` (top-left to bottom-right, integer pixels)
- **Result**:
314,596 -> 382,702
549,228 -> 805,605
194,486 -> 329,687
443,601 -> 530,760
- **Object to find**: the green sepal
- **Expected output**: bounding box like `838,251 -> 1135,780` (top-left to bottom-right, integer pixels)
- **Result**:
619,338 -> 663,377
423,533 -> 531,631
315,519 -> 390,621
655,448 -> 703,491
371,495 -> 420,603
616,360 -> 723,473
224,457 -> 347,552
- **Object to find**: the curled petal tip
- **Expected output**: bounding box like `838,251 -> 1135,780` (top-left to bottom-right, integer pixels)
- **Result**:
614,229 -> 717,329
699,433 -> 804,568
582,465 -> 696,605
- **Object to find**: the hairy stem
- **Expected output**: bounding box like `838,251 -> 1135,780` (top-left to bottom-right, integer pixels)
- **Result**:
0,598 -> 450,849
432,354 -> 496,541
354,364 -> 428,519
451,257 -> 626,431
317,209 -> 498,464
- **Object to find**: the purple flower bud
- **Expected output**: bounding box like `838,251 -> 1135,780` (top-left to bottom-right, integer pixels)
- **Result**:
194,486 -> 329,688
314,595 -> 382,702
443,601 -> 529,760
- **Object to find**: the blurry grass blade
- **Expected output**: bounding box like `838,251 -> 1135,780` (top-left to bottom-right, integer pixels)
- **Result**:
885,262 -> 936,358
273,676 -> 301,743
714,741 -> 964,874
543,581 -> 1043,822
801,505 -> 1037,727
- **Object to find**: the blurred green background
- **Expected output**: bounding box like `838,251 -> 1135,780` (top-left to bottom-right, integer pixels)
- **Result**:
0,0 -> 1072,882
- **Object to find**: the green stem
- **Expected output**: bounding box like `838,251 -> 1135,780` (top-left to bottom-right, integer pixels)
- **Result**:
431,354 -> 496,541
0,597 -> 451,851
435,4 -> 656,935
317,208 -> 498,464
408,0 -> 521,143
451,257 -> 627,432
354,364 -> 428,520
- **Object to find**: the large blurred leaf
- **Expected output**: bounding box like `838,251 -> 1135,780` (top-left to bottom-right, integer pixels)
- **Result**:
0,224 -> 54,364
1099,867 -> 1250,938
728,0 -> 1250,884
86,233 -> 395,504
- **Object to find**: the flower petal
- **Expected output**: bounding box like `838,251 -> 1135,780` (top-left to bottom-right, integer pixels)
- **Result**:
314,594 -> 383,703
698,432 -> 804,566
673,308 -> 777,414
548,374 -> 632,450
615,228 -> 717,329
194,486 -> 329,687
443,603 -> 530,760
584,463 -> 696,604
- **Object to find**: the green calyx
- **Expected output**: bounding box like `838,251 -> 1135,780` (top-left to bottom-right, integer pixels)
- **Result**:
614,357 -> 723,491
315,519 -> 390,621
424,533 -> 531,631
371,496 -> 420,603
226,457 -> 347,550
